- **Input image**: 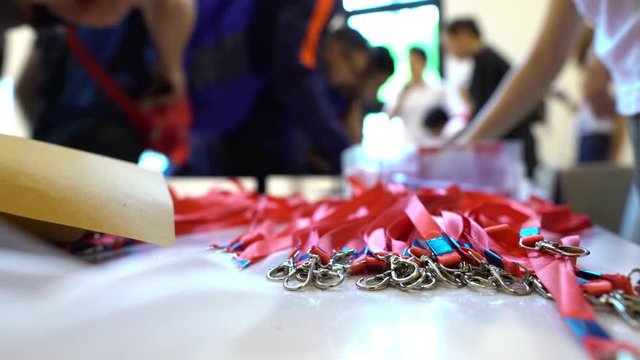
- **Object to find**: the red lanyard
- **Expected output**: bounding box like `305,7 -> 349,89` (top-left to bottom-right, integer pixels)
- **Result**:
171,180 -> 639,358
453,207 -> 638,359
405,195 -> 462,267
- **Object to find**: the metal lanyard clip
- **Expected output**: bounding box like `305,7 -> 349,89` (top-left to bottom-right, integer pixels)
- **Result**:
589,290 -> 640,330
267,248 -> 353,291
266,251 -> 299,281
462,247 -> 532,295
519,228 -> 590,257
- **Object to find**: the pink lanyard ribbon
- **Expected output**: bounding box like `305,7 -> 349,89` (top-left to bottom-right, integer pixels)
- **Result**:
171,180 -> 638,358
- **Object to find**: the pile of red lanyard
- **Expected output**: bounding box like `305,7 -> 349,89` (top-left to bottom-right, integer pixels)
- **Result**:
172,179 -> 640,359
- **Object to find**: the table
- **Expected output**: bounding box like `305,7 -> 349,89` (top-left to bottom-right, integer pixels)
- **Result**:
0,177 -> 638,360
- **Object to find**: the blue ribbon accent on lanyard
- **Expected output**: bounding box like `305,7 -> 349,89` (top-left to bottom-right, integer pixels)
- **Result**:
576,269 -> 602,281
412,239 -> 429,249
234,259 -> 252,269
446,236 -> 474,251
230,242 -> 244,251
565,318 -> 611,340
402,248 -> 411,257
520,227 -> 540,237
340,247 -> 359,258
448,238 -> 462,250
427,236 -> 454,256
576,278 -> 589,285
484,249 -> 504,269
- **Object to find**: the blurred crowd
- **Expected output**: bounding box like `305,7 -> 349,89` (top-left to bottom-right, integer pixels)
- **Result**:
0,1 -> 635,187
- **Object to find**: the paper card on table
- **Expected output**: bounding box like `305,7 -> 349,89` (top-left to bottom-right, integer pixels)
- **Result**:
0,134 -> 175,247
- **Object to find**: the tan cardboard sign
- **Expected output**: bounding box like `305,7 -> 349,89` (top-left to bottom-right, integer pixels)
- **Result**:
0,134 -> 175,246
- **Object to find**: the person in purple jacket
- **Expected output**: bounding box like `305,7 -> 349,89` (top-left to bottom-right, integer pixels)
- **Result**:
185,0 -> 352,185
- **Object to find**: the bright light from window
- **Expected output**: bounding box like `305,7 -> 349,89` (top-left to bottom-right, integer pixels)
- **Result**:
348,5 -> 440,104
362,112 -> 405,161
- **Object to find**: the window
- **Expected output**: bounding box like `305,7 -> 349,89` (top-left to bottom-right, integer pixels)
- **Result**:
345,0 -> 441,104
343,0 -> 429,12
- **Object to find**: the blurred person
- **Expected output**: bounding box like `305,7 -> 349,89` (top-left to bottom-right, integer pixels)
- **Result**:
303,35 -> 395,173
3,0 -> 194,109
571,27 -> 625,163
322,27 -> 371,101
443,55 -> 474,119
444,18 -> 545,177
389,47 -> 445,144
186,1 -> 351,184
456,1 -> 640,240
411,106 -> 450,148
70,0 -> 194,112
137,0 -> 195,107
16,12 -> 153,162
342,46 -> 395,144
4,1 -> 193,167
362,47 -> 396,113
440,56 -> 474,141
299,29 -> 394,172
314,26 -> 370,148
458,0 -> 639,175
424,106 -> 449,139
576,55 -> 623,163
443,19 -> 506,117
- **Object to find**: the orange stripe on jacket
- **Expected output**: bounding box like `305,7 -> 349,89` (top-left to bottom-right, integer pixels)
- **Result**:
299,0 -> 335,69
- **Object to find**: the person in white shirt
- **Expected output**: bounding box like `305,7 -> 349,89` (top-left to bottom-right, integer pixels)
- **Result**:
389,47 -> 445,144
458,0 -> 639,184
576,55 -> 624,163
457,0 -> 639,240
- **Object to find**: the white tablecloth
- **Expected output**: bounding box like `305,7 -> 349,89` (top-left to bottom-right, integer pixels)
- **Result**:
1,178 -> 638,360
